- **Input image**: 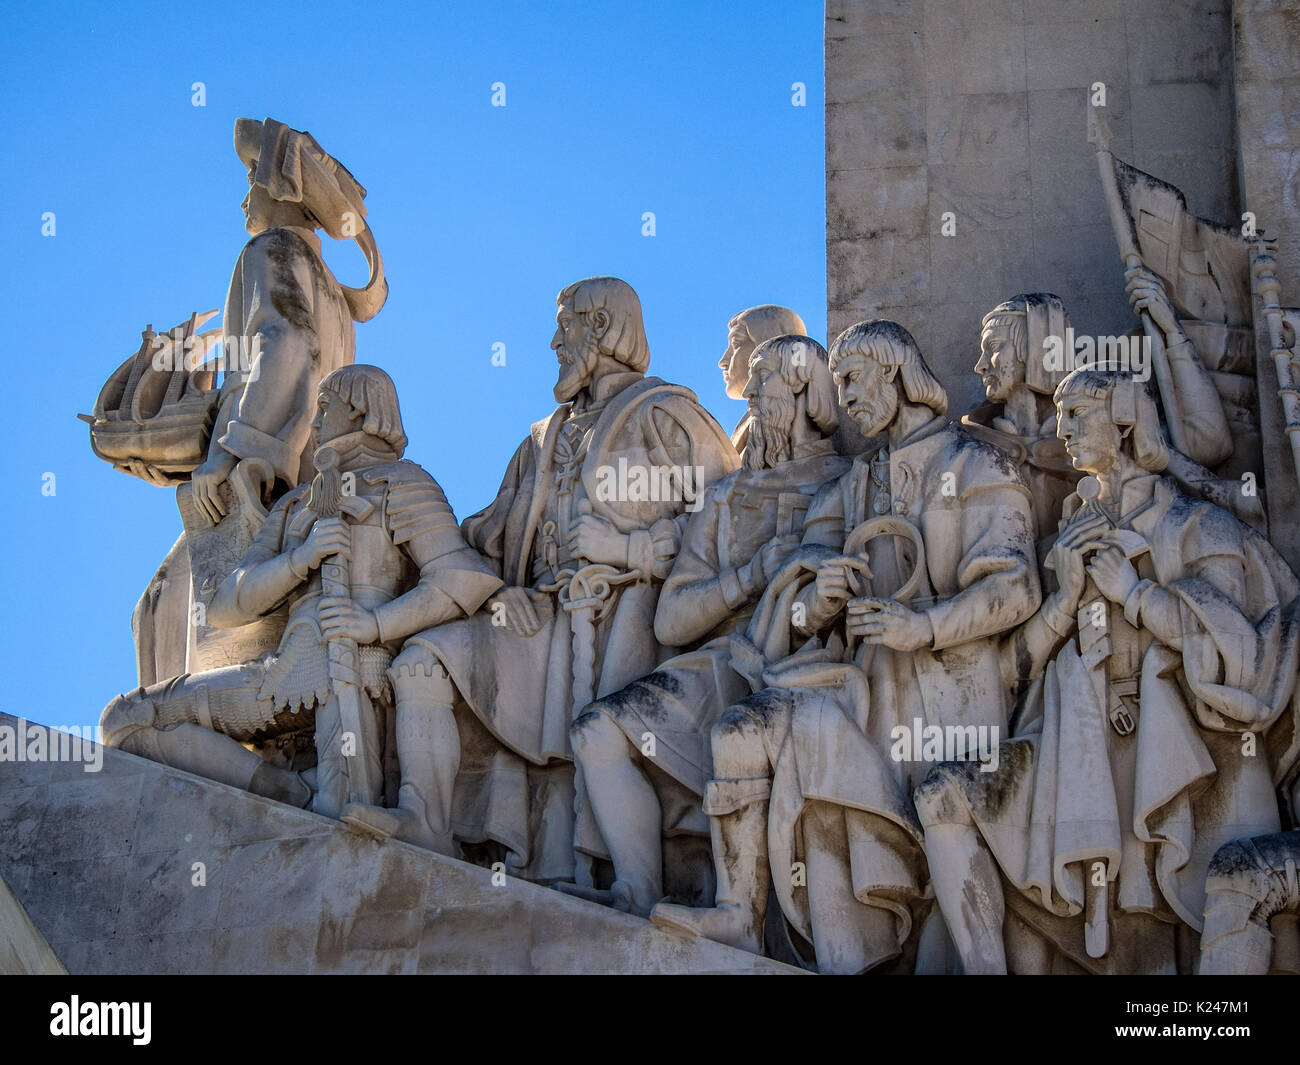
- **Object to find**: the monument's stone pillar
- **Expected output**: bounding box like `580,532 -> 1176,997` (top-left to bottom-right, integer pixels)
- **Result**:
1233,0 -> 1300,306
826,0 -> 1242,416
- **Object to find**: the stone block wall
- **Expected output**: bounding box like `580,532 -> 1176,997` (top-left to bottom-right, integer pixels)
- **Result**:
826,0 -> 1243,417
1234,0 -> 1300,306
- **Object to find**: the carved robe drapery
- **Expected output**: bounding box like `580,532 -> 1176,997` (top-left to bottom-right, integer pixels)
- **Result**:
404,372 -> 739,881
751,419 -> 1042,971
586,441 -> 850,845
215,226 -> 355,487
921,476 -> 1300,971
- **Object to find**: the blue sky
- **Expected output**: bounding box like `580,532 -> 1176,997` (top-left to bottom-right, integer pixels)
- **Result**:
0,1 -> 825,727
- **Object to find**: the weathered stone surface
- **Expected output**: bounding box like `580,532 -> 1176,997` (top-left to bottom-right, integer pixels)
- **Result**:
0,715 -> 796,974
1233,0 -> 1300,305
826,0 -> 1242,419
0,873 -> 63,975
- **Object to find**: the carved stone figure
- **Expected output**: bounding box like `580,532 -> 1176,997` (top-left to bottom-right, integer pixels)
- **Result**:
100,366 -> 499,817
563,334 -> 849,915
123,117 -> 388,688
1199,645 -> 1300,976
1199,827 -> 1300,974
719,305 -> 807,451
916,366 -> 1300,974
1092,120 -> 1264,525
650,321 -> 1042,973
961,293 -> 1079,548
340,278 -> 739,873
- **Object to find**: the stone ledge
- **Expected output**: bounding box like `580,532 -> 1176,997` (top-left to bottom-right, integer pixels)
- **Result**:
0,713 -> 798,975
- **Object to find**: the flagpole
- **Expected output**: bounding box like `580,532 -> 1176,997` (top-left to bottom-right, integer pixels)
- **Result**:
1087,106 -> 1188,455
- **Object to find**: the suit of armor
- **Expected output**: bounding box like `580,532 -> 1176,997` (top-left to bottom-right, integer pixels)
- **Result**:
101,431 -> 500,813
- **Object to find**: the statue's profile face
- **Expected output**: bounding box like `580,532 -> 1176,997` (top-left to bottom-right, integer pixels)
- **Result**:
743,349 -> 795,417
742,349 -> 799,471
975,322 -> 1022,403
833,351 -> 898,437
310,389 -> 364,449
241,166 -> 274,236
1055,386 -> 1123,475
720,322 -> 756,399
551,301 -> 601,403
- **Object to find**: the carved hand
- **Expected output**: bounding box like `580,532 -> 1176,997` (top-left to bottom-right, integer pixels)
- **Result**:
191,447 -> 238,525
291,516 -> 351,575
492,585 -> 543,637
1086,544 -> 1141,606
1124,266 -> 1178,336
812,556 -> 855,617
753,534 -> 801,589
568,512 -> 630,567
846,597 -> 933,651
1048,511 -> 1110,610
318,597 -> 379,644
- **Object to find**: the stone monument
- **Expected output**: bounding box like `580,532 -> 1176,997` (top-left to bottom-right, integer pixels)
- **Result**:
5,4 -> 1300,977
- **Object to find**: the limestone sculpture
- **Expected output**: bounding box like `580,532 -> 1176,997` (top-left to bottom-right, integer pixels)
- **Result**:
100,365 -> 500,818
1199,823 -> 1300,974
650,321 -> 1042,973
564,334 -> 849,915
719,306 -> 807,452
960,293 -> 1079,549
915,366 -> 1300,975
339,277 -> 740,875
90,117 -> 388,690
70,85 -> 1300,980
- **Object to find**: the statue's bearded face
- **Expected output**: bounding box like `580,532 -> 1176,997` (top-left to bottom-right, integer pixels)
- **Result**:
551,302 -> 601,403
743,351 -> 798,470
976,322 -> 1023,404
310,388 -> 364,449
833,352 -> 899,438
720,323 -> 756,400
1055,386 -> 1123,475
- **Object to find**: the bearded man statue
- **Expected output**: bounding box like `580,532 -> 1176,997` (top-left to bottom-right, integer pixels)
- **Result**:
339,278 -> 739,881
718,305 -> 807,452
562,335 -> 849,916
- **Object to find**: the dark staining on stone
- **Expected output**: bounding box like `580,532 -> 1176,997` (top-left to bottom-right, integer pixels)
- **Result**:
913,766 -> 964,826
978,740 -> 1031,813
367,851 -> 424,913
917,739 -> 1029,824
259,229 -> 322,337
600,672 -> 679,725
732,687 -> 791,727
958,428 -> 1021,482
1205,838 -> 1254,880
1012,634 -> 1037,694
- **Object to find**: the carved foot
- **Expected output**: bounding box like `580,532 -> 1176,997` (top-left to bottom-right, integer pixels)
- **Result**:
248,763 -> 312,808
340,802 -> 450,855
552,880 -> 635,914
649,901 -> 761,955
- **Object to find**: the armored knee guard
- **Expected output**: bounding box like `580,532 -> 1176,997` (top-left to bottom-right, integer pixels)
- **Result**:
1200,834 -> 1300,975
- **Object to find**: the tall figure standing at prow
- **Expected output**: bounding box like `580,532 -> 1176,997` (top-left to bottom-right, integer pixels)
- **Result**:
121,118 -> 388,689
